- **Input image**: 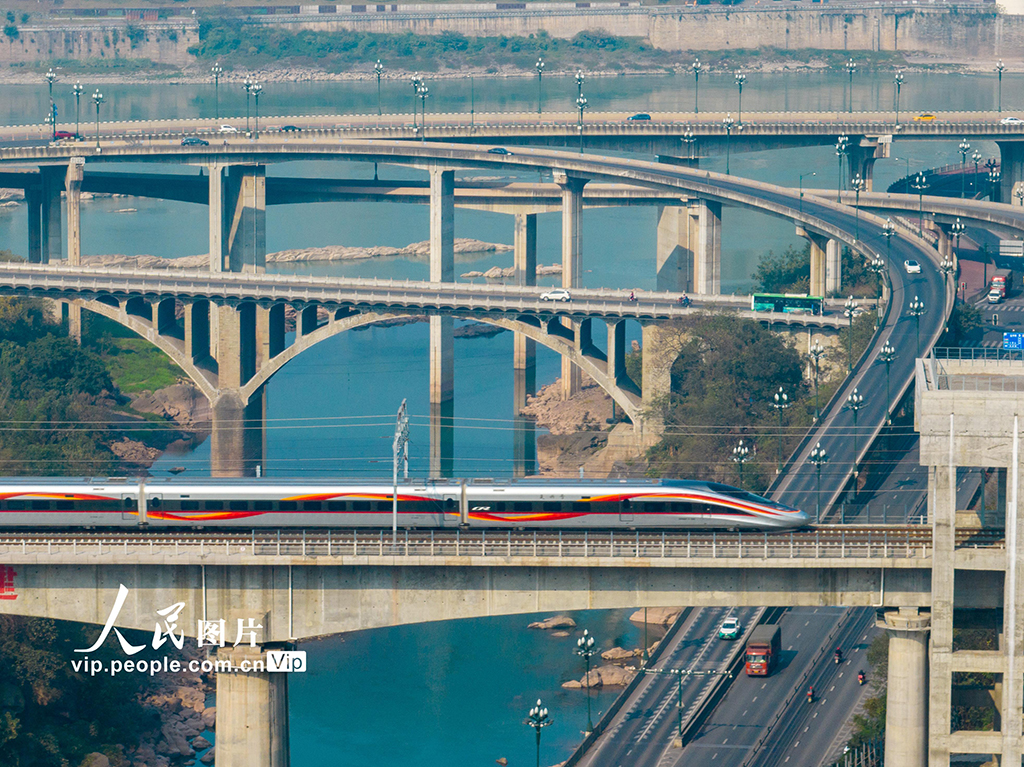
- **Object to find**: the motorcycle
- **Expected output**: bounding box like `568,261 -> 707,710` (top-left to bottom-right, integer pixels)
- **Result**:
628,291 -> 637,303
834,648 -> 843,665
857,671 -> 866,685
678,296 -> 691,308
806,687 -> 814,704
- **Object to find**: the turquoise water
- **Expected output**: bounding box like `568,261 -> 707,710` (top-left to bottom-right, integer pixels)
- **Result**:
0,71 -> 999,763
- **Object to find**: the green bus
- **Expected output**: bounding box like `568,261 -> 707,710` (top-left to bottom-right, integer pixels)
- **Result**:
750,293 -> 824,315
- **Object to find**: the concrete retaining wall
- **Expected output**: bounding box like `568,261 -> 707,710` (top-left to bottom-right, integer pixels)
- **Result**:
0,22 -> 198,65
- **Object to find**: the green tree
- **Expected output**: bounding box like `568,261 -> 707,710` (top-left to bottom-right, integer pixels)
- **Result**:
752,244 -> 810,294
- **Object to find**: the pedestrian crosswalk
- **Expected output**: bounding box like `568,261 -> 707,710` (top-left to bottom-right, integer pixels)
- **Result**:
973,300 -> 1024,311
962,338 -> 1006,348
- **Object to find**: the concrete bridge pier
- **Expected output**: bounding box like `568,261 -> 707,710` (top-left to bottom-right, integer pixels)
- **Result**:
997,141 -> 1024,205
214,645 -> 290,767
796,227 -> 842,297
847,137 -> 889,193
638,323 -> 684,446
39,165 -> 63,265
513,212 -> 538,395
656,203 -> 692,293
429,399 -> 454,478
26,185 -> 41,263
690,200 -> 721,296
559,173 -> 588,400
880,607 -> 930,767
429,167 -> 455,410
64,159 -> 85,341
209,389 -> 265,478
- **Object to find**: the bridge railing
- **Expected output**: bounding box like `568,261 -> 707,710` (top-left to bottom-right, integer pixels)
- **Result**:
932,346 -> 1024,361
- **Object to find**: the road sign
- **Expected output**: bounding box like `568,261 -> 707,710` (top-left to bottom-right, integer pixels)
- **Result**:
1003,332 -> 1024,349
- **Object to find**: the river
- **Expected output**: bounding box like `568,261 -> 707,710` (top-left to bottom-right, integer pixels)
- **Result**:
0,69 -> 1005,764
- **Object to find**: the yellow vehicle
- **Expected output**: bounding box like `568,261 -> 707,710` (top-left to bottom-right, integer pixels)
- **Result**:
913,113 -> 937,122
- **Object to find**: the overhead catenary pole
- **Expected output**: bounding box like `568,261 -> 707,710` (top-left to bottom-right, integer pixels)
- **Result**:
392,398 -> 410,546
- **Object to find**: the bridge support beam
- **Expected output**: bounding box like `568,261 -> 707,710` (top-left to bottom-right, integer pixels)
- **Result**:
998,141 -> 1024,206
796,227 -> 842,297
209,389 -> 265,478
928,461 -> 955,767
639,323 -> 683,446
208,163 -> 225,272
40,165 -> 64,264
429,399 -> 454,479
559,174 -> 588,400
26,186 -> 41,264
513,212 -> 537,385
690,200 -> 721,296
225,165 -> 267,274
64,160 -> 85,342
215,645 -> 290,767
881,608 -> 930,767
429,167 -> 456,411
847,137 -> 889,193
656,204 -> 692,293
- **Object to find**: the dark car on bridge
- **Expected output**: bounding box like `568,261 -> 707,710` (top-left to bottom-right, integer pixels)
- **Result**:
181,137 -> 210,146
281,125 -> 301,132
627,113 -> 652,121
53,131 -> 79,140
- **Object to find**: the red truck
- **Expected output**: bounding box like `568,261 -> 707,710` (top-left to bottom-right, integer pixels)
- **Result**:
990,269 -> 1015,303
745,625 -> 782,676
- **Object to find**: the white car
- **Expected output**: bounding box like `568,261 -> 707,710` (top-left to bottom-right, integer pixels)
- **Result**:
1001,116 -> 1024,125
904,259 -> 922,274
718,617 -> 742,640
218,125 -> 239,133
540,288 -> 571,302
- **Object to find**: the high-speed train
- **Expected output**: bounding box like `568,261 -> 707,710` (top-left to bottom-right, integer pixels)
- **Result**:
0,477 -> 809,530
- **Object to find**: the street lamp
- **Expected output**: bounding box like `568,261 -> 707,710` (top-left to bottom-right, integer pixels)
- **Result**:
735,72 -> 746,125
869,255 -> 886,327
374,59 -> 384,116
835,135 -> 849,202
692,58 -> 702,115
851,173 -> 864,240
908,295 -> 925,358
576,629 -> 597,733
911,172 -> 929,235
808,442 -> 829,522
809,340 -> 826,420
772,386 -> 790,474
939,256 -> 955,329
576,93 -> 588,154
878,342 -> 897,425
799,171 -> 816,215
417,83 -> 429,141
72,81 -> 83,137
1016,186 -> 1024,207
893,70 -> 904,125
732,439 -> 750,487
989,167 -> 1001,201
724,113 -> 735,175
846,58 -> 857,113
575,69 -> 585,100
882,217 -> 896,265
950,217 -> 966,268
410,72 -> 422,129
211,62 -> 223,120
958,138 -> 971,198
45,68 -> 57,140
681,126 -> 696,161
250,81 -> 262,139
527,700 -> 552,767
846,388 -> 865,478
91,89 -> 104,149
844,296 -> 858,371
997,59 -> 1006,113
972,150 -> 982,194
535,57 -> 544,116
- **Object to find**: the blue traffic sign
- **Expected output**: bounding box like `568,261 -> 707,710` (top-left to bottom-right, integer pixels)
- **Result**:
1003,332 -> 1024,350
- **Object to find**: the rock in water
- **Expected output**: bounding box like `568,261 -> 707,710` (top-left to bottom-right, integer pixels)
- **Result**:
528,615 -> 577,630
629,607 -> 685,626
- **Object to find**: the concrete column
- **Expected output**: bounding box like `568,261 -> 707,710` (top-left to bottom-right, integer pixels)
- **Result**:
297,306 -> 318,338
513,213 -> 537,389
185,301 -> 210,363
998,141 -> 1024,205
430,316 -> 454,405
215,645 -> 289,767
797,227 -> 828,298
640,323 -> 683,445
208,163 -> 225,272
881,608 -> 930,767
26,186 -> 41,264
209,389 -> 264,478
1002,417 -> 1024,766
39,165 -> 64,264
156,298 -> 178,336
929,456 -> 956,766
216,303 -> 256,390
847,137 -> 889,193
268,304 -> 286,359
429,168 -> 454,284
656,204 -> 692,293
825,239 -> 842,296
429,399 -> 454,479
560,175 -> 587,401
64,159 -> 84,266
224,165 -> 266,274
689,200 -> 721,296
513,363 -> 536,479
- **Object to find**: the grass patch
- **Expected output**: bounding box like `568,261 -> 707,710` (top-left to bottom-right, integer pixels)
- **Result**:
101,337 -> 183,393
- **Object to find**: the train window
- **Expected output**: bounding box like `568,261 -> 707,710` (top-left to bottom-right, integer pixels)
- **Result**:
352,501 -> 371,511
645,502 -> 666,513
493,502 -> 505,512
56,501 -> 74,510
150,498 -> 161,508
375,502 -> 391,511
513,502 -> 532,512
31,500 -> 49,510
572,502 -> 589,512
123,498 -> 134,508
5,501 -> 24,510
180,501 -> 199,511
303,501 -> 322,511
542,502 -> 560,512
254,501 -> 273,511
204,501 -> 224,511
327,501 -> 345,511
279,501 -> 298,511
229,501 -> 248,511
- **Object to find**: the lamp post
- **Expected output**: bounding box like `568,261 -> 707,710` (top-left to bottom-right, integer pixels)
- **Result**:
45,68 -> 57,140
417,83 -> 429,141
809,442 -> 828,522
576,93 -> 588,154
72,81 -> 83,137
939,256 -> 954,331
972,150 -> 982,194
851,173 -> 864,240
869,255 -> 886,327
799,171 -> 816,215
809,340 -> 826,420
410,72 -> 422,130
250,81 -> 262,139
374,59 -> 384,116
243,77 -> 253,133
909,295 -> 925,358
576,630 -> 596,734
989,166 -> 1001,202
724,113 -> 734,175
575,69 -> 585,101
732,439 -> 750,487
535,57 -> 544,116
882,217 -> 896,265
1016,186 -> 1024,207
893,70 -> 904,125
846,58 -> 857,113
772,386 -> 790,474
681,126 -> 696,161
846,388 -> 865,479
878,342 -> 896,425
835,135 -> 849,202
735,72 -> 746,125
950,217 -> 966,268
911,172 -> 928,235
211,62 -> 223,120
692,58 -> 702,115
526,700 -> 552,767
843,296 -> 858,371
91,89 -> 104,149
997,59 -> 1006,113
958,138 -> 971,198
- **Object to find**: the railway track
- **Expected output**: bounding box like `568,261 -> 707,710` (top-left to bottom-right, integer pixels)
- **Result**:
0,525 -> 1003,560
